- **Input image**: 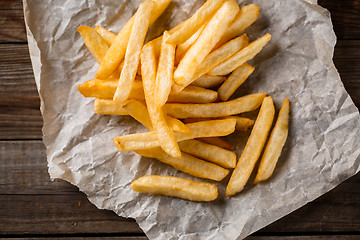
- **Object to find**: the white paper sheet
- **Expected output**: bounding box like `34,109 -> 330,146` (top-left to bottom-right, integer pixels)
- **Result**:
23,0 -> 360,239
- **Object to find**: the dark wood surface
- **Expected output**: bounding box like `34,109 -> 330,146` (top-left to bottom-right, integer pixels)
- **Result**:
0,0 -> 359,239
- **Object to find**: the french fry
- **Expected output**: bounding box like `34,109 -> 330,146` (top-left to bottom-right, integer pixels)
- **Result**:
99,98 -> 189,133
113,119 -> 236,151
166,117 -> 191,133
173,34 -> 248,92
178,139 -> 236,168
131,175 -> 218,201
254,98 -> 289,184
174,25 -> 205,65
95,0 -> 171,79
141,39 -> 181,158
155,31 -> 175,106
166,0 -> 226,45
168,86 -> 217,103
150,18 -> 188,58
140,42 -> 157,104
123,100 -> 153,130
173,0 -> 239,87
94,98 -> 128,115
95,26 -> 117,45
78,78 -> 217,103
198,137 -> 234,150
113,0 -> 154,106
147,106 -> 181,158
136,148 -> 229,181
164,93 -> 266,118
78,78 -> 144,100
77,26 -> 120,79
185,116 -> 254,131
118,60 -> 142,77
215,4 -> 260,48
226,96 -> 275,197
191,75 -> 226,88
218,63 -> 255,101
229,116 -> 254,131
208,33 -> 271,76
77,26 -> 109,63
193,34 -> 248,79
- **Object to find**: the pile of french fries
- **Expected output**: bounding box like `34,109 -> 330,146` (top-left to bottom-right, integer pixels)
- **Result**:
77,0 -> 290,201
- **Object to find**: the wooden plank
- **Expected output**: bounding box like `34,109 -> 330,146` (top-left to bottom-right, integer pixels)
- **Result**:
249,237 -> 360,240
0,41 -> 359,140
10,236 -> 360,240
0,0 -> 26,42
333,40 -> 360,108
0,141 -> 142,234
0,44 -> 42,140
0,141 -> 359,235
318,0 -> 360,40
0,0 -> 359,43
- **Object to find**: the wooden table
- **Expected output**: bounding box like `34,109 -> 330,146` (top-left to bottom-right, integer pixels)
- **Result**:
0,0 -> 359,239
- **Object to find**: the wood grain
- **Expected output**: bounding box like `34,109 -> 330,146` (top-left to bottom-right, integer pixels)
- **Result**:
0,0 -> 359,43
318,0 -> 360,40
10,236 -> 360,240
0,44 -> 42,140
0,0 -> 26,42
0,141 -> 359,235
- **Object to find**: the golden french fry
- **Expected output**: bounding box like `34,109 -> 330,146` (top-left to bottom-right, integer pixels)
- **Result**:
150,36 -> 163,59
123,100 -> 153,130
173,34 -> 249,92
174,25 -> 205,65
215,4 -> 260,48
150,18 -> 188,58
178,139 -> 236,168
78,78 -> 144,100
208,33 -> 271,76
136,148 -> 228,181
95,26 -> 117,45
78,26 -> 120,79
141,39 -> 181,158
113,0 -> 154,106
150,106 -> 181,158
198,137 -> 234,150
218,63 -> 255,101
168,86 -> 217,103
118,60 -> 142,76
191,75 -> 226,88
155,31 -> 175,106
165,93 -> 266,118
228,116 -> 254,131
131,175 -> 218,201
173,0 -> 239,87
93,98 -> 129,115
166,0 -> 226,44
95,0 -> 171,79
115,99 -> 190,133
113,119 -> 236,151
184,116 -> 254,131
166,117 -> 191,133
193,34 -> 248,79
78,78 -> 217,103
140,42 -> 157,104
226,96 -> 275,197
254,98 -> 290,183
77,26 -> 109,63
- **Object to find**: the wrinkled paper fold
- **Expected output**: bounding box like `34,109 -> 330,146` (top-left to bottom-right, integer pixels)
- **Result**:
23,0 -> 360,239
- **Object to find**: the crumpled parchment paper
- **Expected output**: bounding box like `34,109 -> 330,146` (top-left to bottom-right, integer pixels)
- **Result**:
23,0 -> 360,239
